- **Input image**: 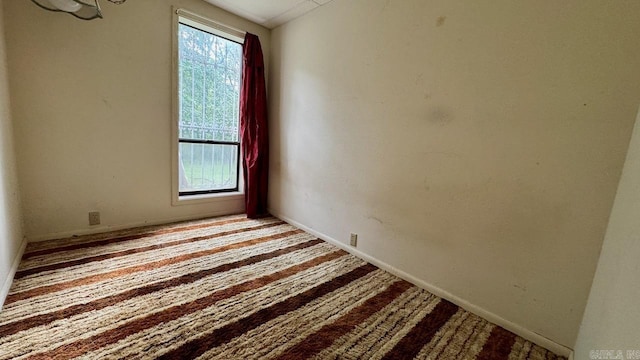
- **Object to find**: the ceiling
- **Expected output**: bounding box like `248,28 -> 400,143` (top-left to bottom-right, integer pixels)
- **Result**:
203,0 -> 334,29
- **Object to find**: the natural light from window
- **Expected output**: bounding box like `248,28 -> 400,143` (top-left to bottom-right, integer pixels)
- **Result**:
177,22 -> 242,196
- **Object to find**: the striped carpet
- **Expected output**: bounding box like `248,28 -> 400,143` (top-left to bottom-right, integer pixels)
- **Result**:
0,214 -> 566,360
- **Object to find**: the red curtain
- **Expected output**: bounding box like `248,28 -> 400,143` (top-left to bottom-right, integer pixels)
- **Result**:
240,33 -> 269,218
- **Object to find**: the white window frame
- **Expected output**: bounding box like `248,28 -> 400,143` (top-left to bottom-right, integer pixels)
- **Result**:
171,8 -> 246,206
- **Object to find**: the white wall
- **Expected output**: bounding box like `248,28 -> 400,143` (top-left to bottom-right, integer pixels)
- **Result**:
573,108 -> 640,358
3,0 -> 269,240
268,0 -> 640,347
0,0 -> 25,306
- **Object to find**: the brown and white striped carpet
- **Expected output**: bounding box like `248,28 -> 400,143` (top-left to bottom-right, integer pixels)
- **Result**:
0,215 -> 565,360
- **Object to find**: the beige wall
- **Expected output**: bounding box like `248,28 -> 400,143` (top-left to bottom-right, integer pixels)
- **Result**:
268,0 -> 640,347
3,0 -> 269,240
574,108 -> 640,357
0,0 -> 24,305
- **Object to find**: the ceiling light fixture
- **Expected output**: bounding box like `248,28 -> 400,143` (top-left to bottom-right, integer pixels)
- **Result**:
31,0 -> 127,20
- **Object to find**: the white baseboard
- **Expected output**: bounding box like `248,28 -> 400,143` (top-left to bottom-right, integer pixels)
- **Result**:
0,238 -> 27,312
27,210 -> 245,243
270,210 -> 573,358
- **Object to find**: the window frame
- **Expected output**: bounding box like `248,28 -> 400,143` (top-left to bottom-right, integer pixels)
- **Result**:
171,8 -> 245,206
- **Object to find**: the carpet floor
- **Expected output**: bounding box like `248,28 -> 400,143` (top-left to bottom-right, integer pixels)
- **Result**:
0,214 -> 566,360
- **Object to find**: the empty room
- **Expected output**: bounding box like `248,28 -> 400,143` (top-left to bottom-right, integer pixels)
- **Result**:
0,0 -> 638,359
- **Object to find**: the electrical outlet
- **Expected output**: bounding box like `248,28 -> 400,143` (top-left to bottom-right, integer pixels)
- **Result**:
89,211 -> 100,226
350,233 -> 358,247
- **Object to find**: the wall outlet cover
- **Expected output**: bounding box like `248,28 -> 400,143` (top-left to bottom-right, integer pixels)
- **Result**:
350,233 -> 358,247
89,211 -> 100,226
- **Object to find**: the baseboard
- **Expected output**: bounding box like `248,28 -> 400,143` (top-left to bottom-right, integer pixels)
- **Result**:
27,210 -> 245,243
0,238 -> 27,312
270,209 -> 573,358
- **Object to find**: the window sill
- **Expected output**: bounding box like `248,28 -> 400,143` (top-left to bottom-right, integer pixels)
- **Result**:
172,191 -> 245,206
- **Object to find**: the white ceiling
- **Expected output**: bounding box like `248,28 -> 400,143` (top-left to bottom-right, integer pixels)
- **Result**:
203,0 -> 334,29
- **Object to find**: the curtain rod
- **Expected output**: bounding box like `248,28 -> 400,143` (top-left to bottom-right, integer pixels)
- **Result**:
175,8 -> 247,40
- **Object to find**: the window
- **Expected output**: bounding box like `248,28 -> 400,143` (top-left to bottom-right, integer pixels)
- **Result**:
176,13 -> 243,197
